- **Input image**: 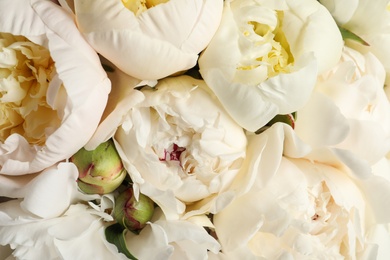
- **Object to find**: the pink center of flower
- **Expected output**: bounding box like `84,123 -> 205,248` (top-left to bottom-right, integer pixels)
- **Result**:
159,143 -> 186,162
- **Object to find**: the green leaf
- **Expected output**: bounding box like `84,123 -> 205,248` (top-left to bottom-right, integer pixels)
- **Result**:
339,26 -> 370,46
105,223 -> 138,260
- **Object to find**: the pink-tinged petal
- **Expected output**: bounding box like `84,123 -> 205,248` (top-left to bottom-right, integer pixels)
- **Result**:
0,0 -> 110,174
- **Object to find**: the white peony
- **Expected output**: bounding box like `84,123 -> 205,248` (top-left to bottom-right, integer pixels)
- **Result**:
211,124 -> 390,259
0,0 -> 110,175
198,0 -> 343,132
59,0 -> 223,80
295,46 -> 390,165
112,75 -> 247,219
320,0 -> 390,84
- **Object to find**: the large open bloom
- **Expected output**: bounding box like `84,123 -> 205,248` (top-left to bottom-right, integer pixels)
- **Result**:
295,46 -> 390,165
198,0 -> 343,132
211,124 -> 390,259
111,75 -> 247,219
0,0 -> 110,174
59,0 -> 223,80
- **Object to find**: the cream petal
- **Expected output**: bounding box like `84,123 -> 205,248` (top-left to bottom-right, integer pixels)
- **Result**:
200,54 -> 317,132
295,92 -> 350,148
74,0 -> 221,80
84,30 -> 197,80
85,65 -> 145,150
125,222 -> 174,259
0,0 -> 110,174
319,0 -> 358,24
284,0 -> 343,73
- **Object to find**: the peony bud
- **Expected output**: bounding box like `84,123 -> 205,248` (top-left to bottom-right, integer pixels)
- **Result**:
70,139 -> 127,194
114,188 -> 155,231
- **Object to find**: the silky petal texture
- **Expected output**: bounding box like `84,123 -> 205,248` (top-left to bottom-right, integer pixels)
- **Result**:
299,47 -> 390,164
283,0 -> 343,73
114,75 -> 247,219
0,162 -> 97,219
319,0 -> 359,24
85,61 -> 145,150
126,214 -> 220,259
230,123 -> 311,196
0,203 -> 125,260
214,154 -> 390,258
199,0 -> 325,131
295,92 -> 350,148
73,0 -> 223,80
0,0 -> 110,174
325,0 -> 390,83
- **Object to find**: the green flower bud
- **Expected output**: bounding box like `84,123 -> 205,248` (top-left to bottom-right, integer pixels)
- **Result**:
70,139 -> 127,194
114,188 -> 155,231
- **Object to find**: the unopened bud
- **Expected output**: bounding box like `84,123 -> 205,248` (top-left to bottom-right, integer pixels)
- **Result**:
114,188 -> 155,231
70,139 -> 127,194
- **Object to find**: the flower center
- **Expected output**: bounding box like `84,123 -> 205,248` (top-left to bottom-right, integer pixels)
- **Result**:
308,181 -> 349,239
0,33 -> 62,145
121,0 -> 169,16
238,10 -> 294,77
159,143 -> 186,163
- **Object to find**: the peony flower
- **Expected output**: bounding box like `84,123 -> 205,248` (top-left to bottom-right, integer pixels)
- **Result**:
59,0 -> 223,80
212,124 -> 390,259
319,0 -> 390,84
0,202 -> 127,260
198,0 -> 343,132
110,75 -> 247,219
295,46 -> 390,165
0,0 -> 110,175
0,161 -> 123,259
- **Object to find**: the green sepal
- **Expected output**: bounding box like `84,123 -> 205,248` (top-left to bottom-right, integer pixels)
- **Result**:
105,223 -> 138,260
255,113 -> 296,134
339,26 -> 370,46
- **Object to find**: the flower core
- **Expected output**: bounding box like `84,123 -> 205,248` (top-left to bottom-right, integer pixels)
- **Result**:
121,0 -> 169,16
0,33 -> 62,145
237,10 -> 294,77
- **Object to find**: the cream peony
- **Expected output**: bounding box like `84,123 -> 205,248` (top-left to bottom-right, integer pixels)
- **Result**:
295,46 -> 390,165
112,75 -> 247,219
320,0 -> 390,84
198,0 -> 343,132
0,0 -> 110,174
59,0 -> 223,80
211,124 -> 390,259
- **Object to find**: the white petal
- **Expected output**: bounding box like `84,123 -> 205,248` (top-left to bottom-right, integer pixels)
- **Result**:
0,0 -> 110,174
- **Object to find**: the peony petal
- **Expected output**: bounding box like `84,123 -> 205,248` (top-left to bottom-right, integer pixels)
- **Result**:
0,0 -> 110,174
295,92 -> 350,148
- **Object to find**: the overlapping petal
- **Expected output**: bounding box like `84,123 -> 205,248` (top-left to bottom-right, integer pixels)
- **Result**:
0,0 -> 110,174
68,0 -> 223,80
198,0 -> 343,132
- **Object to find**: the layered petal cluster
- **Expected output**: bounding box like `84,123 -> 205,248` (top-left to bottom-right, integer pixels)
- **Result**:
295,46 -> 390,165
211,124 -> 390,259
0,161 -> 124,259
61,0 -> 223,80
320,0 -> 390,83
198,0 -> 343,132
124,208 -> 220,259
113,75 -> 247,219
0,0 -> 110,175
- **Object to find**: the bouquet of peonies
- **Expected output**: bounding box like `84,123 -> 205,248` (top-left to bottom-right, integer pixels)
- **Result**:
1,0 -> 390,259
